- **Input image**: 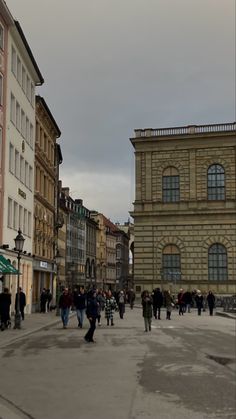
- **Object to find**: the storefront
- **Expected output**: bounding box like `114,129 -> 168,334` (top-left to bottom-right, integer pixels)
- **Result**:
32,259 -> 55,312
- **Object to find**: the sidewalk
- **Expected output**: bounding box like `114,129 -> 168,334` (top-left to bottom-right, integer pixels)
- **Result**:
0,312 -> 62,349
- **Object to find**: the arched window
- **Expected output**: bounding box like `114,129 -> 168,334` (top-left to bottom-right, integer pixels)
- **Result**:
207,164 -> 225,200
162,245 -> 181,280
208,244 -> 227,280
162,167 -> 180,203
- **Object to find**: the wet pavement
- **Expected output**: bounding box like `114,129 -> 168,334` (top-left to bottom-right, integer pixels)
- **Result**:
0,308 -> 235,419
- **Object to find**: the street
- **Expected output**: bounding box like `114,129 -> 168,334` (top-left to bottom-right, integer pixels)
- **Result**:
0,307 -> 235,419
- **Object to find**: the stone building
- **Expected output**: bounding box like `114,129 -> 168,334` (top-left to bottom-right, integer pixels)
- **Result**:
114,227 -> 130,290
130,122 -> 236,296
32,96 -> 61,310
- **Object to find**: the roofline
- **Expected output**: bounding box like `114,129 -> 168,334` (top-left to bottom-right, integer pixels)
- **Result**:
0,0 -> 14,26
36,95 -> 61,137
14,21 -> 44,85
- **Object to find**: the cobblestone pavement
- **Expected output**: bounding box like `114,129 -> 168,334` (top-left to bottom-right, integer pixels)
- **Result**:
0,308 -> 235,419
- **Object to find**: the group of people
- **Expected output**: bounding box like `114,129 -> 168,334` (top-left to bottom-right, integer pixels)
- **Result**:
141,288 -> 216,332
40,288 -> 53,313
0,287 -> 26,331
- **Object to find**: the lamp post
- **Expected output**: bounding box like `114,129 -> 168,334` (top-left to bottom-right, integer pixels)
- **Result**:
55,250 -> 62,316
14,229 -> 25,329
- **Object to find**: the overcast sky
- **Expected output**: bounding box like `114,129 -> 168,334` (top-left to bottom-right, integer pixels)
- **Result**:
6,0 -> 235,222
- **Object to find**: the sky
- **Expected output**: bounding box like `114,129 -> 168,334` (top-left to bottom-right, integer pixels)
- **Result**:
6,0 -> 235,222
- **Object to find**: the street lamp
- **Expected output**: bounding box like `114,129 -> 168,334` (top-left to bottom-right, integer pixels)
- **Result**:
14,229 -> 25,329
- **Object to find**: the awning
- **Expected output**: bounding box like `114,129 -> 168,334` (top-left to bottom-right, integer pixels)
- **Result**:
0,255 -> 19,275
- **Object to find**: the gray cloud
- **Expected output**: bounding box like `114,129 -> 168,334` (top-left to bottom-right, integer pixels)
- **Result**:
6,0 -> 235,220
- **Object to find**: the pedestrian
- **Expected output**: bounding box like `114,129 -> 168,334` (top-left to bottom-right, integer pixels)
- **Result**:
0,288 -> 11,331
59,288 -> 72,328
164,290 -> 175,320
183,290 -> 192,313
152,287 -> 163,319
40,288 -> 47,313
118,290 -> 125,319
141,290 -> 153,332
195,290 -> 203,315
74,286 -> 87,328
15,287 -> 26,320
128,288 -> 135,309
105,290 -> 118,326
207,290 -> 215,316
46,289 -> 52,312
96,289 -> 106,326
84,289 -> 99,343
177,288 -> 185,315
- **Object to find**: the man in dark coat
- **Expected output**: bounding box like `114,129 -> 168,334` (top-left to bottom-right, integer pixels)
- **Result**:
84,290 -> 99,342
183,291 -> 192,313
59,288 -> 73,328
40,288 -> 47,313
207,290 -> 215,316
0,288 -> 11,331
152,288 -> 163,320
195,290 -> 203,315
15,287 -> 26,320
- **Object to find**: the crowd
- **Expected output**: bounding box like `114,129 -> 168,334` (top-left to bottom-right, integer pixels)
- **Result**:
0,284 -> 216,339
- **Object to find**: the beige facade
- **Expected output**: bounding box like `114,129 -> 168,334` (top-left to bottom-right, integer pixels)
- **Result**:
130,123 -> 236,296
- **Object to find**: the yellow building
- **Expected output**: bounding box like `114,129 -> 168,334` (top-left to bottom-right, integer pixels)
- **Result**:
32,96 -> 61,310
130,122 -> 236,296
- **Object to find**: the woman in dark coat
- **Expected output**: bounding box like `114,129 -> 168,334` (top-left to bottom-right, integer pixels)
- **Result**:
0,288 -> 11,331
207,290 -> 215,316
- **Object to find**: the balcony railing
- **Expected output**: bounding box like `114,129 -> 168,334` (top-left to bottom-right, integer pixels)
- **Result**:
134,122 -> 236,138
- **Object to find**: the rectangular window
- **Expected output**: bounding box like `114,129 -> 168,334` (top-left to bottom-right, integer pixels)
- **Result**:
31,83 -> 34,106
17,56 -> 21,83
23,208 -> 27,235
9,143 -> 14,173
13,201 -> 18,230
0,73 -> 3,106
26,117 -> 29,143
20,155 -> 24,183
21,109 -> 26,138
28,212 -> 32,237
11,46 -> 17,75
22,66 -> 26,92
16,101 -> 20,131
30,123 -> 34,147
25,161 -> 29,188
10,94 -> 15,124
0,24 -> 4,50
19,205 -> 23,231
29,165 -> 33,190
7,198 -> 13,228
14,149 -> 19,178
26,75 -> 30,100
163,175 -> 180,203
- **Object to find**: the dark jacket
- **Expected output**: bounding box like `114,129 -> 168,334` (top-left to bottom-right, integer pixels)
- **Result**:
142,296 -> 153,318
183,291 -> 192,305
152,289 -> 163,307
15,291 -> 26,310
0,292 -> 11,319
207,293 -> 215,308
86,297 -> 99,318
195,295 -> 203,308
59,293 -> 72,309
74,293 -> 86,310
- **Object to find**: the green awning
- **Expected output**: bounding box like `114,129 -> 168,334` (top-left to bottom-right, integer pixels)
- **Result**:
0,255 -> 19,275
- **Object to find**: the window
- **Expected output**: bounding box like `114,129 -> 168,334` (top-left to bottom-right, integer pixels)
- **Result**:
208,244 -> 227,280
162,167 -> 180,203
17,56 -> 21,83
16,101 -> 20,131
11,46 -> 17,75
26,75 -> 30,100
0,73 -> 3,106
0,24 -> 4,50
162,245 -> 181,280
20,155 -> 24,182
7,198 -> 13,228
207,164 -> 225,200
19,205 -> 23,231
13,201 -> 18,230
29,166 -> 33,190
116,264 -> 121,278
10,94 -> 16,123
28,212 -> 32,237
14,149 -> 19,178
31,83 -> 34,106
30,123 -> 34,147
21,110 -> 26,138
26,117 -> 29,143
22,66 -> 26,92
25,161 -> 29,188
116,245 -> 121,259
9,143 -> 14,173
23,209 -> 27,235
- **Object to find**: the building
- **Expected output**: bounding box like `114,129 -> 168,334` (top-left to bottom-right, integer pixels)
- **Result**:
116,221 -> 133,289
80,202 -> 97,288
0,9 -> 44,312
32,96 -> 61,311
130,122 -> 236,296
114,227 -> 130,289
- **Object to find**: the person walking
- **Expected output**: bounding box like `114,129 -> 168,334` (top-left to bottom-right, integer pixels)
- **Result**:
15,287 -> 26,320
40,288 -> 47,313
46,289 -> 52,312
105,290 -> 118,326
74,287 -> 87,328
59,288 -> 72,328
183,290 -> 192,313
84,289 -> 99,343
96,289 -> 106,326
142,290 -> 153,332
195,290 -> 203,315
118,290 -> 126,319
164,290 -> 175,320
152,288 -> 163,320
207,290 -> 215,316
128,289 -> 135,309
177,289 -> 185,315
0,288 -> 11,331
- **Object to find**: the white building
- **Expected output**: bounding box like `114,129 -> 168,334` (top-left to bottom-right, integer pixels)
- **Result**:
1,18 -> 43,313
